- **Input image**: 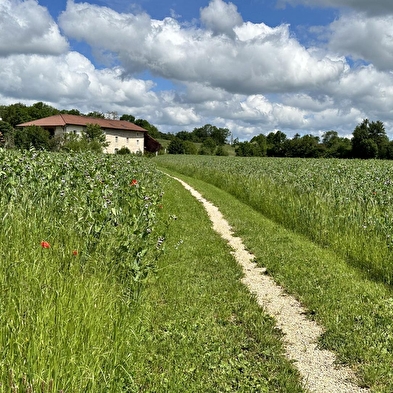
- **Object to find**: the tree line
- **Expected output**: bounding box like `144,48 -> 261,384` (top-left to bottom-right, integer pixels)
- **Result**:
235,120 -> 393,159
1,102 -> 393,159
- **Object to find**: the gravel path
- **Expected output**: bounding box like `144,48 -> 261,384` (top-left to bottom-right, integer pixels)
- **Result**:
173,176 -> 368,393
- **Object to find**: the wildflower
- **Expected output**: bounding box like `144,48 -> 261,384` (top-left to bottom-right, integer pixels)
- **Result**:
41,241 -> 50,249
159,204 -> 163,209
72,250 -> 78,256
130,179 -> 138,186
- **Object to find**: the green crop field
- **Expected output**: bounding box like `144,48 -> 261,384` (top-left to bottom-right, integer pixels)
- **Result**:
156,155 -> 393,285
0,149 -> 166,391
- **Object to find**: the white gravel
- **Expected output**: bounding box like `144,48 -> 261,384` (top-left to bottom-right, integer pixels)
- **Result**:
173,176 -> 368,393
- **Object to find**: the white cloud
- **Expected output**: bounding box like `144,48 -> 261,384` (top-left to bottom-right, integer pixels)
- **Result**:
328,13 -> 393,71
0,0 -> 68,57
59,0 -> 347,95
200,0 -> 243,37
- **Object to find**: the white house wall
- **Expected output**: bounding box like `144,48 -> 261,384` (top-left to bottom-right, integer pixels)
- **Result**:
104,129 -> 144,154
55,125 -> 144,154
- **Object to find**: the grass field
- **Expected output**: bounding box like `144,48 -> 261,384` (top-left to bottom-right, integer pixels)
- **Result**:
3,149 -> 393,391
156,155 -> 393,392
0,149 -> 304,391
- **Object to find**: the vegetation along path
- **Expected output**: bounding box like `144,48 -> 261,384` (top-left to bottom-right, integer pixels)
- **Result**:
170,174 -> 367,393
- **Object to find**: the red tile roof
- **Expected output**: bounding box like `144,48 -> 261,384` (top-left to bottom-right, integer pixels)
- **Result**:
17,114 -> 147,132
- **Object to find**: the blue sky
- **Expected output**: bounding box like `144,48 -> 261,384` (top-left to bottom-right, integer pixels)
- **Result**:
1,0 -> 393,139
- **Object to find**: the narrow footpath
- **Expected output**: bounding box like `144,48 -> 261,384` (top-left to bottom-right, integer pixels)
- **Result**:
172,176 -> 368,393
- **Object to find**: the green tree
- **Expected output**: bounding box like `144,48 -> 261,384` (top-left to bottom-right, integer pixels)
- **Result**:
266,131 -> 287,156
168,137 -> 186,154
14,125 -> 50,150
61,108 -> 82,116
250,134 -> 267,156
120,114 -> 136,123
200,137 -> 217,155
321,131 -> 351,158
0,121 -> 15,148
28,102 -> 59,120
2,103 -> 31,127
351,119 -> 388,159
184,141 -> 198,155
235,141 -> 262,157
284,134 -> 323,158
86,111 -> 105,119
134,118 -> 161,139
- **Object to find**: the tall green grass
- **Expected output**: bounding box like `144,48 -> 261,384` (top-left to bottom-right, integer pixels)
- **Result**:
0,149 -> 165,390
155,155 -> 393,285
161,170 -> 393,392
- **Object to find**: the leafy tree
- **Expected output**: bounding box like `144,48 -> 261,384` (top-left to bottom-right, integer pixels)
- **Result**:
184,140 -> 198,155
235,141 -> 263,157
86,111 -> 105,119
2,103 -> 32,127
215,145 -> 229,156
61,108 -> 82,116
284,134 -> 323,158
168,137 -> 185,154
0,121 -> 15,148
134,118 -> 161,139
351,119 -> 389,159
14,125 -> 50,150
116,146 -> 131,154
200,137 -> 217,155
266,131 -> 287,156
29,102 -> 59,120
82,124 -> 109,150
192,124 -> 230,145
250,134 -> 267,156
321,131 -> 351,158
120,114 -> 136,123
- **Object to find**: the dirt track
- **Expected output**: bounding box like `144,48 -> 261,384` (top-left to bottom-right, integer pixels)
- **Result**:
173,176 -> 368,393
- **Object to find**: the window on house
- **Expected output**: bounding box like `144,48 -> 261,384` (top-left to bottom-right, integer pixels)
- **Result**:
115,136 -> 118,143
137,140 -> 139,145
126,137 -> 129,144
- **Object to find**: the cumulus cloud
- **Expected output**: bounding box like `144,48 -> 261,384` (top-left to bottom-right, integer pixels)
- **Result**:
0,0 -> 68,57
327,13 -> 393,71
0,51 -> 158,110
200,0 -> 243,37
59,0 -> 347,95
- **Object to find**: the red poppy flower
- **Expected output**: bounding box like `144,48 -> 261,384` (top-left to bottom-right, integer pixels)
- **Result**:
41,241 -> 50,249
130,179 -> 138,186
72,250 -> 78,256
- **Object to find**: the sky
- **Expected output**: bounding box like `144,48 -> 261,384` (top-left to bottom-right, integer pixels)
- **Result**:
1,0 -> 393,140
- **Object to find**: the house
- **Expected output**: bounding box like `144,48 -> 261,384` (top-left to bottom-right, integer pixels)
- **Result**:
17,114 -> 161,154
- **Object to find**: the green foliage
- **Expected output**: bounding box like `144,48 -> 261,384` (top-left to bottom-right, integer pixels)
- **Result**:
14,125 -> 50,150
352,119 -> 389,159
116,146 -> 131,154
235,141 -> 264,156
0,121 -> 14,148
86,111 -> 105,119
168,137 -> 185,154
200,136 -> 217,154
119,113 -> 135,123
128,175 -> 304,392
134,118 -> 161,139
155,155 -> 393,286
0,150 -> 166,390
284,134 -> 323,158
62,124 -> 109,153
